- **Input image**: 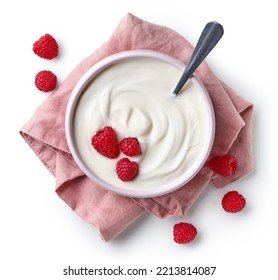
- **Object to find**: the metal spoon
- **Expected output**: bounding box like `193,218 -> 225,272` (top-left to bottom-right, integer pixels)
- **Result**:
172,21 -> 224,96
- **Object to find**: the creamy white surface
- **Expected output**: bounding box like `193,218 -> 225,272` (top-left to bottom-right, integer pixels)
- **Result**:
73,57 -> 209,191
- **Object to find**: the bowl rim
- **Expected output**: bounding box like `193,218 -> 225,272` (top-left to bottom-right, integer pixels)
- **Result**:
65,50 -> 215,198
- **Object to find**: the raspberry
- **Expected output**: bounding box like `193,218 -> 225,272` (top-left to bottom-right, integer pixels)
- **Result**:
116,158 -> 139,181
91,126 -> 120,159
222,191 -> 246,213
208,154 -> 238,177
120,137 -> 141,157
35,70 -> 57,92
173,222 -> 197,244
33,34 -> 58,59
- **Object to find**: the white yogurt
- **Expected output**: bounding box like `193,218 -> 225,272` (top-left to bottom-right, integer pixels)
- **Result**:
73,57 -> 210,193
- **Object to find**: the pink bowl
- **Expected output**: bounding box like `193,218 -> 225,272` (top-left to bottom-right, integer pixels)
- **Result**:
65,50 -> 215,198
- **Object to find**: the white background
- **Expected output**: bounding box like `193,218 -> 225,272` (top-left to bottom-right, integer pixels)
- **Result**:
1,0 -> 277,279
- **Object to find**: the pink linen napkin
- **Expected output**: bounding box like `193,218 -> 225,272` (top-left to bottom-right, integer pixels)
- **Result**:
20,13 -> 253,241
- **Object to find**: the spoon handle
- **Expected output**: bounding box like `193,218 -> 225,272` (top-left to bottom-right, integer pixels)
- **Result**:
173,21 -> 224,96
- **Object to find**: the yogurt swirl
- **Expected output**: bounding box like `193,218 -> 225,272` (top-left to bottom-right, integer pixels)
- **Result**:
73,57 -> 210,192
